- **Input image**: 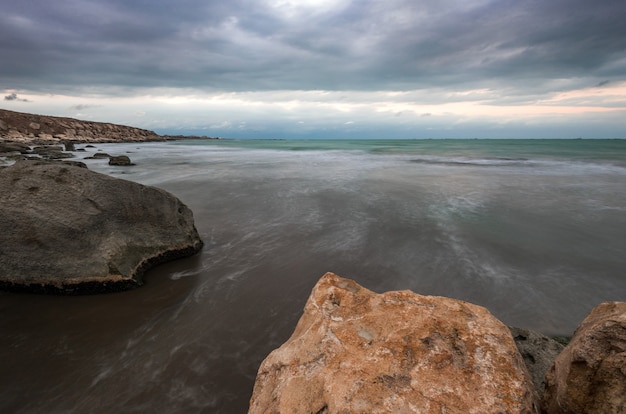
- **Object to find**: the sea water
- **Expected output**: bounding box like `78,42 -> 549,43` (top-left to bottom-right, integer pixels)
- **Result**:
1,139 -> 625,413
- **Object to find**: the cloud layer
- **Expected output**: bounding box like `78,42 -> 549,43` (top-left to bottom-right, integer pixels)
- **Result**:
1,0 -> 625,137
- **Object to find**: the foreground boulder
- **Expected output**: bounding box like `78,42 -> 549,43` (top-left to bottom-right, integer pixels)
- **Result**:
0,160 -> 203,294
542,301 -> 626,413
249,272 -> 539,413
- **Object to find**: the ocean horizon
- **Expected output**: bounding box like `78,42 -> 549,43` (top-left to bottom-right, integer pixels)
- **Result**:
2,137 -> 625,413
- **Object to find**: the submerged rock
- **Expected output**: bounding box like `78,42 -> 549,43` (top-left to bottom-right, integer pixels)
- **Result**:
542,301 -> 626,413
86,152 -> 111,159
0,160 -> 203,294
249,272 -> 539,413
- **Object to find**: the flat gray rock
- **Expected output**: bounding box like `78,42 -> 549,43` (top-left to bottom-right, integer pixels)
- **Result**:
0,160 -> 203,294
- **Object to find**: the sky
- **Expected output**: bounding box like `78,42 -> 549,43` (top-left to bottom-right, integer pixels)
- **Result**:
1,0 -> 625,139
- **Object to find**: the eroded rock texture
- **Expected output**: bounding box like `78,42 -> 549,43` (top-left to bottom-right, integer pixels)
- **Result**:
542,301 -> 626,414
0,160 -> 203,294
250,272 -> 539,413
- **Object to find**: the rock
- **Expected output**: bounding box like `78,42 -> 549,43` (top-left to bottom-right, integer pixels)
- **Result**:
31,145 -> 74,160
86,152 -> 111,159
0,160 -> 203,294
29,122 -> 41,130
0,141 -> 31,154
31,145 -> 64,154
249,272 -> 539,414
509,327 -> 565,393
61,160 -> 88,169
62,140 -> 76,151
0,119 -> 7,130
47,151 -> 75,160
108,155 -> 134,166
542,302 -> 626,414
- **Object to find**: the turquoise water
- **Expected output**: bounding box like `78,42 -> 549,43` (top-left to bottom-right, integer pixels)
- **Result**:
2,138 -> 625,413
174,138 -> 626,164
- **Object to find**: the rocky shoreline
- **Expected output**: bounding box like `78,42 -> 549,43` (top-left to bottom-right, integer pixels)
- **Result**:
2,109 -> 624,413
0,108 -> 219,166
250,273 -> 626,413
0,108 -> 219,144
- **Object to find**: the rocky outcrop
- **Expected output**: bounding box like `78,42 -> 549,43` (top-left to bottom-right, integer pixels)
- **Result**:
0,160 -> 203,294
0,108 -> 162,143
249,272 -> 539,413
542,302 -> 626,414
0,141 -> 75,163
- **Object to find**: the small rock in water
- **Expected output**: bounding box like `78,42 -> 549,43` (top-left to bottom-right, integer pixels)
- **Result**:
108,155 -> 134,166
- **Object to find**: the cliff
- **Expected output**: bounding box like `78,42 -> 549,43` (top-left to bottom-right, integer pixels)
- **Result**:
0,108 -> 162,143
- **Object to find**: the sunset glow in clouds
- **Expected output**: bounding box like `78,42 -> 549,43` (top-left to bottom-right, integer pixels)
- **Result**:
2,0 -> 625,138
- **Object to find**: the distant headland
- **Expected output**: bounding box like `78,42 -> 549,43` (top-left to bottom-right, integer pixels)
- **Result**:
0,108 -> 218,143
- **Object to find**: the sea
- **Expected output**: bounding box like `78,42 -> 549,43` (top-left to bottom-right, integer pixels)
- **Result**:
1,138 -> 625,413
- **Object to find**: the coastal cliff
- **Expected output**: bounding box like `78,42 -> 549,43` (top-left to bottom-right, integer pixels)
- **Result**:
0,108 -> 161,143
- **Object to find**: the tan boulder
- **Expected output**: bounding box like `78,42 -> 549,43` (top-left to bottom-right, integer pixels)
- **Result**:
249,272 -> 539,414
542,302 -> 626,414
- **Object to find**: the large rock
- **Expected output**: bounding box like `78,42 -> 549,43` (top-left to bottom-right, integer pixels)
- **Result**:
249,272 -> 539,413
542,302 -> 626,413
0,160 -> 203,294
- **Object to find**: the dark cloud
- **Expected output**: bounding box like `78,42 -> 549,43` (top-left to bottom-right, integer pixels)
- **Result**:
4,92 -> 29,102
1,0 -> 625,97
69,104 -> 100,110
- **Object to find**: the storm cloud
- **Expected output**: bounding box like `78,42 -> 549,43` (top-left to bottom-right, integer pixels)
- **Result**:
1,0 -> 625,137
4,93 -> 29,102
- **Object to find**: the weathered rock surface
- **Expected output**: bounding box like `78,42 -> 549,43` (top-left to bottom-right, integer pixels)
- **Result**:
0,160 -> 203,294
108,155 -> 134,166
510,327 -> 565,393
249,272 -> 539,413
0,141 -> 31,154
0,108 -> 162,143
542,301 -> 626,414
